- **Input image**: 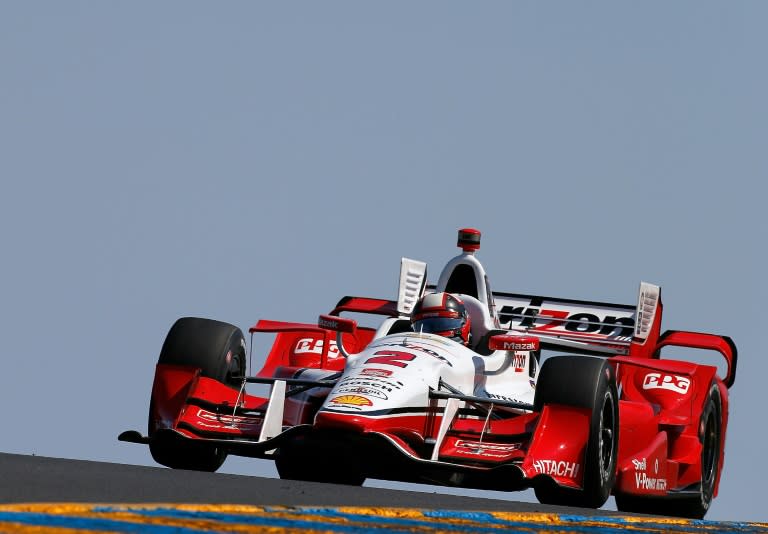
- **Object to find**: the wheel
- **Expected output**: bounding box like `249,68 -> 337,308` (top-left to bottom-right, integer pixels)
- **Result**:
148,417 -> 228,472
148,317 -> 246,471
275,439 -> 366,486
684,383 -> 723,517
615,382 -> 721,519
157,316 -> 246,386
533,356 -> 618,509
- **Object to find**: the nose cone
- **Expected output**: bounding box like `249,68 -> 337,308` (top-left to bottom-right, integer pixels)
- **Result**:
313,411 -> 368,432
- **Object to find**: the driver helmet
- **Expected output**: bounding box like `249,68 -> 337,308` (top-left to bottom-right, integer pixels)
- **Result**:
411,292 -> 471,345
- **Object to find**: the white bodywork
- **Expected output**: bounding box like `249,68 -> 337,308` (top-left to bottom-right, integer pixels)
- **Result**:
319,332 -> 537,417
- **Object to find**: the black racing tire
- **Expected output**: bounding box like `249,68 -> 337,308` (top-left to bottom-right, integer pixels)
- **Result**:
275,440 -> 366,486
148,414 -> 228,472
615,382 -> 722,519
533,356 -> 618,509
148,317 -> 246,472
157,317 -> 246,386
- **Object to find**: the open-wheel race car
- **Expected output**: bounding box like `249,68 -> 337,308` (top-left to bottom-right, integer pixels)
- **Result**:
120,228 -> 737,518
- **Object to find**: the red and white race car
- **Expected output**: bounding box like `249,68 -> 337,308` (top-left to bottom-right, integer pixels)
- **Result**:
120,228 -> 737,518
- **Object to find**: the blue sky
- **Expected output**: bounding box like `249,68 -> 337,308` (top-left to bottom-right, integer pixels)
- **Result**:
1,2 -> 765,521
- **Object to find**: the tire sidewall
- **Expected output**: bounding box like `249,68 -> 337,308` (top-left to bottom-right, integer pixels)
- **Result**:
584,363 -> 618,507
534,356 -> 619,508
698,383 -> 722,513
158,317 -> 246,385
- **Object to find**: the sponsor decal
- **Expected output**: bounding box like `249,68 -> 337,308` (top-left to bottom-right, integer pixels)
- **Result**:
642,373 -> 690,394
499,297 -> 634,339
294,338 -> 339,356
532,460 -> 580,478
361,368 -> 393,378
318,317 -> 340,330
195,409 -> 262,431
338,376 -> 402,392
632,458 -> 647,471
330,395 -> 372,406
455,440 -> 521,458
335,385 -> 388,400
513,352 -> 527,372
503,341 -> 538,351
635,472 -> 667,491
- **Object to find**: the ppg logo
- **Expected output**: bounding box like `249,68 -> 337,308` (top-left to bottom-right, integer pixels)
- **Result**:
294,338 -> 339,356
642,373 -> 690,394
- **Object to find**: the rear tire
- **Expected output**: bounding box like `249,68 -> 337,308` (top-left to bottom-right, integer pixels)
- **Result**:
533,356 -> 618,509
148,317 -> 246,472
615,382 -> 721,519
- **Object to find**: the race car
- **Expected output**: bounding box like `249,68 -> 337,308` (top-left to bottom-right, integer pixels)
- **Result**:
119,228 -> 737,519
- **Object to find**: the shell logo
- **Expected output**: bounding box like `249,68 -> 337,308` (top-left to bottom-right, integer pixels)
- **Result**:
330,395 -> 372,406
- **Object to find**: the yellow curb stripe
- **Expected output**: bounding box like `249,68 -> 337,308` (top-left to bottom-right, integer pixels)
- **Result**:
0,503 -> 765,533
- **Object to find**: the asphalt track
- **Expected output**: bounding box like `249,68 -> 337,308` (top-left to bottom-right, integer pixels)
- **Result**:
0,452 -> 607,512
0,453 -> 615,515
1,453 -> 766,532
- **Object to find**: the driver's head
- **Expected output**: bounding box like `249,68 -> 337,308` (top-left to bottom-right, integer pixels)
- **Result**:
411,292 -> 471,345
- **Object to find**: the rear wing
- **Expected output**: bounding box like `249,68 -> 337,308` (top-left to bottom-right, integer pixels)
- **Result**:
493,283 -> 737,387
493,288 -> 639,356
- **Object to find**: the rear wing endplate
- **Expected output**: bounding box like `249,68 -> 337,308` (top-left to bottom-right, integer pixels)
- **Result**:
634,282 -> 660,342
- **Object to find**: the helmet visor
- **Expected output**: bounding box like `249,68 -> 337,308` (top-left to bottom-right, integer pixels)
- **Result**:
413,317 -> 464,335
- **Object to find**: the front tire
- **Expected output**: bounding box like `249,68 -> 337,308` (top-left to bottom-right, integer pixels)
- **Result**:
157,316 -> 246,386
148,317 -> 246,472
533,356 -> 618,509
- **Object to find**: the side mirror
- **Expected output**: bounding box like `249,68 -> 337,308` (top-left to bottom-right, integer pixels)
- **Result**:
318,315 -> 357,358
318,315 -> 357,334
488,334 -> 539,352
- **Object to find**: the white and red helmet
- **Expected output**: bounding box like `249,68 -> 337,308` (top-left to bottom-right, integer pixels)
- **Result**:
411,292 -> 471,345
